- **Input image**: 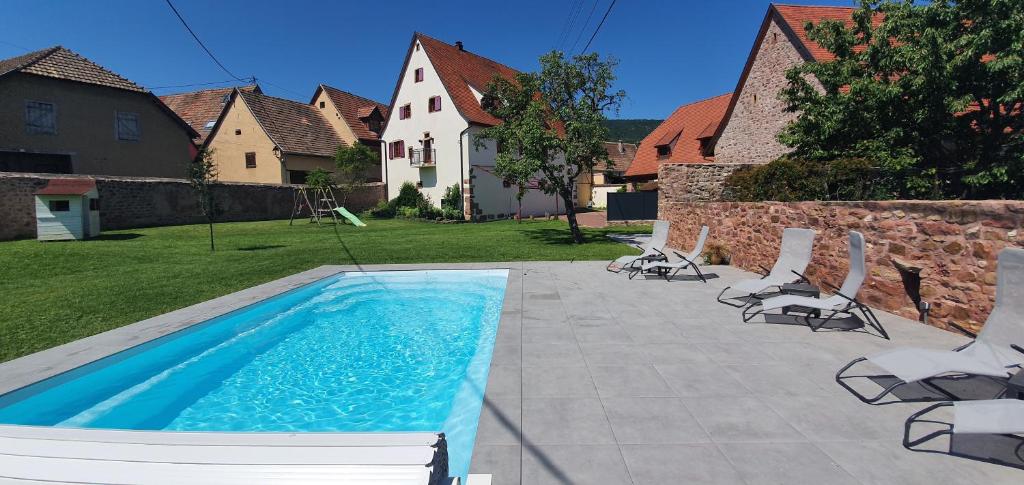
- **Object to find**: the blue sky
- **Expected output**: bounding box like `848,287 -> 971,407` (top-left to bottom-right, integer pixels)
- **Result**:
0,0 -> 856,119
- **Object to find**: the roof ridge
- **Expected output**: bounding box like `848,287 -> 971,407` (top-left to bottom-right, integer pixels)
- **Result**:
414,32 -> 522,76
54,47 -> 145,91
320,83 -> 387,107
667,92 -> 733,114
0,45 -> 60,76
771,3 -> 855,10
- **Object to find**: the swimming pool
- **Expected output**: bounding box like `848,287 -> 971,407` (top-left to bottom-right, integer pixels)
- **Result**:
0,269 -> 509,480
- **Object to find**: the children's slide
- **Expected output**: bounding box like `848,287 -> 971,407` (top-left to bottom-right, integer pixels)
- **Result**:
334,207 -> 367,227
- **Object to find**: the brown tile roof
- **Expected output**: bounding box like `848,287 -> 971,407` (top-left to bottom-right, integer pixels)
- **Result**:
773,4 -> 883,62
34,178 -> 96,196
415,33 -> 520,126
160,86 -> 261,143
0,46 -> 145,92
602,141 -> 637,173
626,93 -> 732,179
238,90 -> 344,158
318,84 -> 389,142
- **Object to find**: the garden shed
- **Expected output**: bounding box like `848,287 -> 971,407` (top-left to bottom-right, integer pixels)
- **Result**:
34,178 -> 100,241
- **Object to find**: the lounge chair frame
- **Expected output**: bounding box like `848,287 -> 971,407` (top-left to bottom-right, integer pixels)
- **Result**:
628,225 -> 709,282
903,401 -> 1024,469
607,221 -> 669,273
741,280 -> 890,339
716,228 -> 816,308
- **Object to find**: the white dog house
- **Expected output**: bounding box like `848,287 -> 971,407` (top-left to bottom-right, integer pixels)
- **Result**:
34,179 -> 100,241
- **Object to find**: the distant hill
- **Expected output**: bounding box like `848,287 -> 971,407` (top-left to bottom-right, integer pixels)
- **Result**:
604,119 -> 662,144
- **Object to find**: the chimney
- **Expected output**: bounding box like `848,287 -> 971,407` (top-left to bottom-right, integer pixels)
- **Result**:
617,140 -> 624,154
455,41 -> 464,51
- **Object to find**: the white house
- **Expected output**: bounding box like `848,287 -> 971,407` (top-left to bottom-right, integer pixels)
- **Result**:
380,33 -> 564,220
34,178 -> 100,240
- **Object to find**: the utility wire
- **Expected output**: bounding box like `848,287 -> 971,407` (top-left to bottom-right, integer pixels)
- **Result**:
580,0 -> 617,55
164,0 -> 247,82
569,0 -> 600,54
0,39 -> 31,52
554,0 -> 584,51
150,78 -> 252,90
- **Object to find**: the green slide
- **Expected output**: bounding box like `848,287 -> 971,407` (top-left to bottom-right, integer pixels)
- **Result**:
334,207 -> 367,227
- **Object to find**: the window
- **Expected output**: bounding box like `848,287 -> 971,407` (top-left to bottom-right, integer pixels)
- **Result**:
428,96 -> 442,113
366,117 -> 381,134
399,104 -> 411,119
48,200 -> 70,212
89,198 -> 100,211
319,101 -> 325,108
414,68 -> 424,82
204,120 -> 216,129
235,129 -> 241,135
115,111 -> 140,141
289,170 -> 309,185
656,145 -> 671,159
388,140 -> 406,159
25,101 -> 56,135
245,152 -> 256,168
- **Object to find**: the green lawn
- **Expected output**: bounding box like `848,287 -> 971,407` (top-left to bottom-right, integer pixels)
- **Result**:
0,217 -> 646,362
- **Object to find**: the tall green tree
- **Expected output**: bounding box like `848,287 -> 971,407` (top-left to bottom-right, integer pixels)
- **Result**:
779,0 -> 1023,199
333,144 -> 378,205
478,51 -> 625,243
186,148 -> 219,251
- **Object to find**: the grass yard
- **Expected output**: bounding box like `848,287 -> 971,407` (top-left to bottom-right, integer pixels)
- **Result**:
0,217 -> 647,362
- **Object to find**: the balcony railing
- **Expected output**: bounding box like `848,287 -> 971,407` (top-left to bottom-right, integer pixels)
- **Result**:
410,148 -> 436,168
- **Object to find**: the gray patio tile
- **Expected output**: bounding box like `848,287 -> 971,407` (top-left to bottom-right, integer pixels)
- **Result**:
622,323 -> 688,343
682,396 -> 804,443
655,362 -> 752,397
476,396 -> 522,446
764,394 -> 902,442
639,343 -> 711,364
521,314 -> 571,328
469,445 -> 521,485
621,444 -> 745,484
570,323 -> 633,343
520,444 -> 632,485
589,364 -> 676,398
723,363 -> 832,397
484,364 -> 521,399
699,341 -> 779,365
759,341 -> 844,364
817,439 -> 1024,485
522,366 -> 598,398
490,343 -> 521,367
523,325 -> 576,344
522,398 -> 616,445
718,442 -> 860,485
521,343 -> 586,367
602,397 -> 709,444
676,323 -> 748,342
579,343 -> 651,365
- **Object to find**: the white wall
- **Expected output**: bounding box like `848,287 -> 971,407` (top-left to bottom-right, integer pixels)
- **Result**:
591,185 -> 624,208
381,40 -> 469,205
35,195 -> 84,240
470,168 -> 562,218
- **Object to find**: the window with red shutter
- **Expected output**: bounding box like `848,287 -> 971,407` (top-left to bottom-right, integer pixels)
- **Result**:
428,96 -> 441,113
414,68 -> 424,82
399,104 -> 411,120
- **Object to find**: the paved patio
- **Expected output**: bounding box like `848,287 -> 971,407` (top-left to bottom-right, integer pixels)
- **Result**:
470,261 -> 1024,484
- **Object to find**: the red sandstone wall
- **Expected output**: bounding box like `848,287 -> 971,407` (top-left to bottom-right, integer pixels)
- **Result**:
661,199 -> 1023,332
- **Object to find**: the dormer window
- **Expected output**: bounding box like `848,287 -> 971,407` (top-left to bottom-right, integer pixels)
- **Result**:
428,96 -> 441,113
319,101 -> 325,108
414,68 -> 424,83
656,145 -> 671,159
653,129 -> 682,160
221,93 -> 230,104
399,104 -> 412,120
366,117 -> 381,135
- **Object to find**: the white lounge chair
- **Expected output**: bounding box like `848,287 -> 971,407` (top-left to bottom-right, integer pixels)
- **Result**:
716,227 -> 815,307
606,220 -> 670,273
742,231 -> 888,338
836,247 -> 1024,404
632,225 -> 709,282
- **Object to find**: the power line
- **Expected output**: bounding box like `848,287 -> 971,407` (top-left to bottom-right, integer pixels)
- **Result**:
580,0 -> 617,55
256,77 -> 308,99
149,78 -> 251,90
163,0 -> 247,82
0,40 -> 31,52
554,0 -> 584,51
569,0 -> 600,54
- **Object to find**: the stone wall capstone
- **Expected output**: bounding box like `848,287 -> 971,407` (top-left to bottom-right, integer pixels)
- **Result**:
659,198 -> 1023,333
0,172 -> 385,241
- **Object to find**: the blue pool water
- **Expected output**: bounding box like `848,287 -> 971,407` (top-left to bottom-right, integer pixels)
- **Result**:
0,269 -> 508,479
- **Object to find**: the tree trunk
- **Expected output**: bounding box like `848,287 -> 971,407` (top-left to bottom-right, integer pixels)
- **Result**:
560,190 -> 584,244
208,219 -> 215,252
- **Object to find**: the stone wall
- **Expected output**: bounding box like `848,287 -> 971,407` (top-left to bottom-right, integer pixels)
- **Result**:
660,199 -> 1024,332
0,172 -> 385,241
658,163 -> 755,203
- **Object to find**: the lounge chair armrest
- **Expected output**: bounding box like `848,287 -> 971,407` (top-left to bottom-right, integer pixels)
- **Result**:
947,322 -> 978,339
790,270 -> 810,283
652,247 -> 666,256
821,281 -> 857,304
1011,344 -> 1024,356
757,265 -> 772,276
674,251 -> 696,265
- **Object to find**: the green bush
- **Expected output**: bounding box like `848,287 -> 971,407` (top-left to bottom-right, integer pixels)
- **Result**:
394,182 -> 426,208
723,157 -> 894,202
368,200 -> 395,218
441,184 -> 462,210
398,206 -> 420,218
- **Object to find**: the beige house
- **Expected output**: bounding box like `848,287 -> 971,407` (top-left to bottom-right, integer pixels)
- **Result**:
159,85 -> 262,145
577,141 -> 636,208
309,84 -> 388,181
0,46 -> 198,177
204,89 -> 345,185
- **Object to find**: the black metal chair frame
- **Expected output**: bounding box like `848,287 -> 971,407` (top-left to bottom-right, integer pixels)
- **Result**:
607,245 -> 665,273
716,268 -> 808,308
628,250 -> 706,283
738,280 -> 890,339
903,401 -> 1024,469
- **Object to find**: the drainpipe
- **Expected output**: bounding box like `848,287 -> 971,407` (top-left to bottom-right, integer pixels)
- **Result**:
457,126 -> 471,218
380,139 -> 388,193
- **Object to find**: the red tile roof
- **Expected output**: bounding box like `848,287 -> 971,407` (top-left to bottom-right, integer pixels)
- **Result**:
34,178 -> 96,196
238,90 -> 344,158
317,84 -> 389,142
773,4 -> 883,62
0,46 -> 146,92
415,33 -> 520,126
160,86 -> 261,144
625,93 -> 732,179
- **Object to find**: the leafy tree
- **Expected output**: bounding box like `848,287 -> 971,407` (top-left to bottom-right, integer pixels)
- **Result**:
333,144 -> 378,205
778,0 -> 1023,199
478,51 -> 625,243
186,148 -> 219,251
304,167 -> 336,191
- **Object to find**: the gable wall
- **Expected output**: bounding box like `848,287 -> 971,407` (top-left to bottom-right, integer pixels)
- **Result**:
312,89 -> 359,147
206,96 -> 284,184
714,16 -> 809,165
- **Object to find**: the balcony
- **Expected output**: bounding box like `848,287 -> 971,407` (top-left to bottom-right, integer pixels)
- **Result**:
410,148 -> 436,168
